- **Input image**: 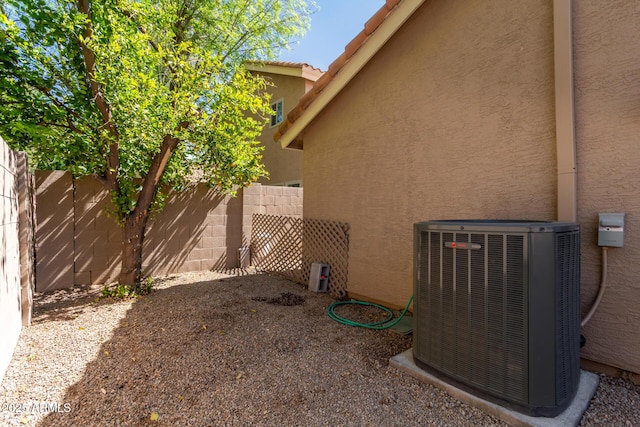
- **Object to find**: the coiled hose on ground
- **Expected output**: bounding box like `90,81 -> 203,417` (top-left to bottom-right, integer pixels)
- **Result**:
327,295 -> 414,330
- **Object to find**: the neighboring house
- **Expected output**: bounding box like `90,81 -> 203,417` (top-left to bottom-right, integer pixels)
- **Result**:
246,61 -> 323,187
276,0 -> 640,379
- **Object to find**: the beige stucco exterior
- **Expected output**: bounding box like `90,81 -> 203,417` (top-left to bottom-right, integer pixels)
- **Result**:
572,1 -> 640,375
299,0 -> 640,375
250,65 -> 321,186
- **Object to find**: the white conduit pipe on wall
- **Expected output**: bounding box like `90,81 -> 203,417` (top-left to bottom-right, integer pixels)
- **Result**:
581,247 -> 608,328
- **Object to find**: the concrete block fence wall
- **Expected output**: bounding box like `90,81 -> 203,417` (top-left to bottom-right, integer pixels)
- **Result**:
241,183 -> 304,246
0,137 -> 35,384
34,173 -> 303,292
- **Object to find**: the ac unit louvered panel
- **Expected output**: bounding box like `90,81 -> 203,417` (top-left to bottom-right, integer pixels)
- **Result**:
441,232 -> 455,374
468,233 -> 486,387
417,230 -> 529,403
555,231 -> 581,404
414,220 -> 580,417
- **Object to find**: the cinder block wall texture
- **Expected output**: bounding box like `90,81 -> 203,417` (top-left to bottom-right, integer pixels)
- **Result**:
0,137 -> 35,384
34,175 -> 302,291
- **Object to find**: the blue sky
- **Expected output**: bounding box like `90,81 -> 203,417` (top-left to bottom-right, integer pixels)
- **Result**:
278,0 -> 386,70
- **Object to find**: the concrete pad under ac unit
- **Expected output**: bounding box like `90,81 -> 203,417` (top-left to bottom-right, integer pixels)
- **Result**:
390,349 -> 599,427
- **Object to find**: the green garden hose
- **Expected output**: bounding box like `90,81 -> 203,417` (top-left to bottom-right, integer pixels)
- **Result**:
327,295 -> 414,330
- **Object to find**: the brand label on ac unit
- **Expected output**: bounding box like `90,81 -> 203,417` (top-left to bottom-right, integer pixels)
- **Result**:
444,241 -> 482,250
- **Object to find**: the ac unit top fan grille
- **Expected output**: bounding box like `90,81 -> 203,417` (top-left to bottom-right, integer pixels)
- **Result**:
413,220 -> 580,417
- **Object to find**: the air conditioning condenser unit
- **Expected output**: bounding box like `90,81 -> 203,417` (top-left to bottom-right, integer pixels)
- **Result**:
413,220 -> 581,417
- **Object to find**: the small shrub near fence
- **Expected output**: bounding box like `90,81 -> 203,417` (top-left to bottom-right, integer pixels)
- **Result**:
250,214 -> 349,297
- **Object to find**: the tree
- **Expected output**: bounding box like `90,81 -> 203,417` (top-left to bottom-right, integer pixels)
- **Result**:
0,0 -> 314,289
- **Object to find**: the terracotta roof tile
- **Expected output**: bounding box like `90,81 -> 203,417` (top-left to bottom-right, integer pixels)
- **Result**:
312,71 -> 333,95
298,88 -> 317,110
365,6 -> 390,35
386,0 -> 401,9
327,52 -> 348,77
344,30 -> 369,59
286,104 -> 305,123
275,0 -> 405,146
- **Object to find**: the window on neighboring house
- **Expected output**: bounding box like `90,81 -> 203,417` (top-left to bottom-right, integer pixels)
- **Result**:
270,99 -> 283,127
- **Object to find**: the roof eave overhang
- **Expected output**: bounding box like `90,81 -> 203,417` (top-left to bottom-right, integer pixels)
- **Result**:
246,63 -> 322,82
278,0 -> 426,149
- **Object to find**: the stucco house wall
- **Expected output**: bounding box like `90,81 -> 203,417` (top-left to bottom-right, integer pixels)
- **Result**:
304,0 -> 556,304
257,72 -> 305,186
248,63 -> 323,187
299,0 -> 640,375
572,1 -> 640,375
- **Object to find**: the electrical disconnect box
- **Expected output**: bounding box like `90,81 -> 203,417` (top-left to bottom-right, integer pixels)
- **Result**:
598,213 -> 625,247
308,263 -> 330,293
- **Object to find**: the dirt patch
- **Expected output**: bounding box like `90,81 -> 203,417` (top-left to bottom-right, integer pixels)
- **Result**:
252,291 -> 306,306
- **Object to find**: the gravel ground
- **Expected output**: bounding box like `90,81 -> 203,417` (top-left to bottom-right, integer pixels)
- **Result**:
1,270 -> 639,426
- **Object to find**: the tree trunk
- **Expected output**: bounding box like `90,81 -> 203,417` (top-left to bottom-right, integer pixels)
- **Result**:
116,132 -> 185,288
119,212 -> 149,289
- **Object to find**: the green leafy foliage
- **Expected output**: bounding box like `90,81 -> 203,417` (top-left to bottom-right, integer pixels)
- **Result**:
0,0 -> 103,174
101,276 -> 154,298
1,0 -> 315,215
0,0 -> 315,285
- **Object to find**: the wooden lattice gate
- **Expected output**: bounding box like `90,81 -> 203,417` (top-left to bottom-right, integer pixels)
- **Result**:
250,214 -> 349,297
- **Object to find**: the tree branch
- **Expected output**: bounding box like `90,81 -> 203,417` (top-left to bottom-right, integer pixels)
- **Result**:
134,121 -> 190,218
217,0 -> 253,53
10,75 -> 90,134
220,1 -> 279,64
75,0 -> 119,189
37,119 -> 84,134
